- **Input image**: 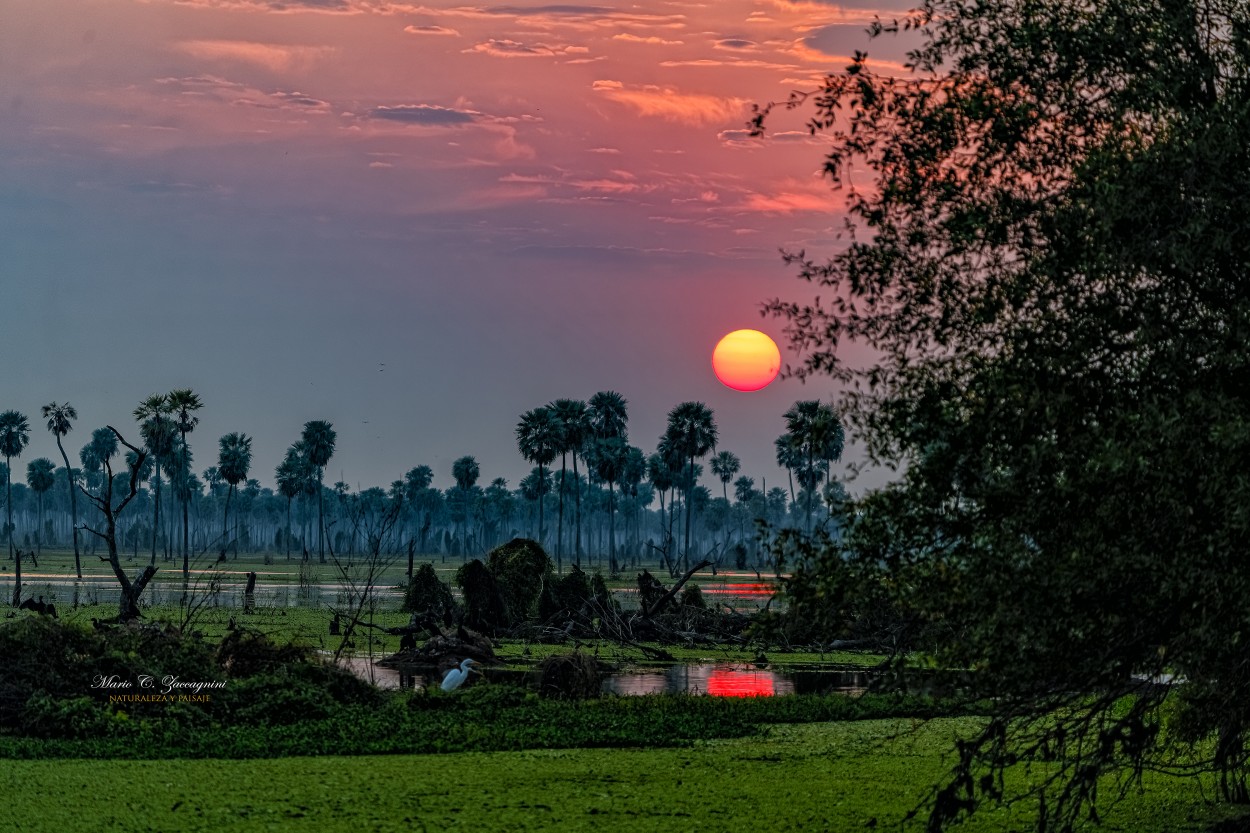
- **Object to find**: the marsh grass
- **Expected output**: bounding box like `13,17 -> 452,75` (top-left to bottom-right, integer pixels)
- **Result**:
1,720 -> 1244,833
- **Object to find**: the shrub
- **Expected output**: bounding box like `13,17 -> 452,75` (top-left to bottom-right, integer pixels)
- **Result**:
455,559 -> 509,632
402,562 -> 456,621
487,538 -> 553,623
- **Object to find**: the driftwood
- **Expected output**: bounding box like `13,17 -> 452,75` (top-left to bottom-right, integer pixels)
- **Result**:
642,559 -> 712,618
378,623 -> 497,670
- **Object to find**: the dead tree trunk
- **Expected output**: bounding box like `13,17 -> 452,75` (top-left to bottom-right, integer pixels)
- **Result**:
642,559 -> 712,618
80,427 -> 152,623
244,570 -> 257,614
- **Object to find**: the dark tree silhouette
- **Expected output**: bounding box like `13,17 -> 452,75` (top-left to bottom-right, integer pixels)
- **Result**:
167,388 -> 203,568
300,420 -> 336,563
451,455 -> 480,557
217,431 -> 253,553
515,407 -> 560,562
782,401 -> 844,534
663,402 -> 717,571
0,410 -> 30,605
25,458 -> 55,558
134,394 -> 176,566
42,402 -> 81,577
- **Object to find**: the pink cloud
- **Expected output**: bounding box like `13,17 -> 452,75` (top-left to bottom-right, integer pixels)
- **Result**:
403,24 -> 460,36
464,39 -> 589,58
172,40 -> 335,72
591,80 -> 745,126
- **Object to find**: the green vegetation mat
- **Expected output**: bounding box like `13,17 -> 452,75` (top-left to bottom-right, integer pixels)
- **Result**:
1,721 -> 1243,833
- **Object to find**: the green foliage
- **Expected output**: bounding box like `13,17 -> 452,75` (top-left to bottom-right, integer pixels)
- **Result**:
486,537 -> 554,623
679,583 -> 707,610
455,558 -> 509,632
401,562 -> 456,618
5,721 -> 1246,833
760,0 -> 1250,828
538,564 -> 592,620
538,651 -> 601,700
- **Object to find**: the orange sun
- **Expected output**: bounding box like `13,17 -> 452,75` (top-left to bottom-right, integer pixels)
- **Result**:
712,329 -> 781,392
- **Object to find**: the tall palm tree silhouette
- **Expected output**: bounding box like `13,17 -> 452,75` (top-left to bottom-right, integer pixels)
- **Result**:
664,402 -> 718,571
710,451 -> 740,504
404,465 -> 434,554
548,399 -> 588,569
782,401 -> 844,534
26,458 -> 55,558
516,406 -> 561,560
275,443 -> 306,561
42,402 -> 81,577
586,435 -> 626,575
0,410 -> 31,605
134,394 -> 176,566
301,420 -> 336,562
452,455 -> 480,558
218,432 -> 253,553
587,391 -> 628,572
167,389 -> 203,567
774,433 -> 801,505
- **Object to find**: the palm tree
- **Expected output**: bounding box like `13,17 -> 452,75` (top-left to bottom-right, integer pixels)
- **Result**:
587,391 -> 628,569
710,451 -> 741,504
646,451 -> 675,557
782,400 -> 845,534
588,391 -> 628,439
585,435 -> 627,575
88,427 -> 119,494
451,455 -> 480,558
620,445 -> 646,567
275,444 -> 306,560
775,433 -> 801,504
217,432 -> 253,552
404,465 -> 434,554
300,420 -> 336,562
0,410 -> 31,605
41,402 -> 81,577
134,394 -> 176,565
548,399 -> 588,569
167,389 -> 203,565
663,402 -> 718,570
25,458 -> 55,558
709,450 -> 740,554
516,407 -> 561,560
519,466 -> 551,539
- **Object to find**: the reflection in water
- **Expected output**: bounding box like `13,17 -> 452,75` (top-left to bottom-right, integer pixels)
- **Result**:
343,658 -> 869,697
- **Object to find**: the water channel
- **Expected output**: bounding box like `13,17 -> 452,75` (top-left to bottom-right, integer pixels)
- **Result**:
342,657 -> 872,697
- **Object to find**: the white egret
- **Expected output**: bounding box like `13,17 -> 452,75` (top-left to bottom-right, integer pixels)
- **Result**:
440,658 -> 479,692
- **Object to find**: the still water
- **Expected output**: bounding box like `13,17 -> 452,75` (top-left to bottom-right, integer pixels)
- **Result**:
342,658 -> 870,697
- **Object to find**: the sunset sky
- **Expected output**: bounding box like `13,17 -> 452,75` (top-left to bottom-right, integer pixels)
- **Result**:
2,0 -> 915,496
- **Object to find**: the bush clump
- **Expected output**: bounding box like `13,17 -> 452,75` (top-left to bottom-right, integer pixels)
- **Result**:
402,562 -> 457,622
487,538 -> 554,624
538,651 -> 602,700
455,559 -> 510,632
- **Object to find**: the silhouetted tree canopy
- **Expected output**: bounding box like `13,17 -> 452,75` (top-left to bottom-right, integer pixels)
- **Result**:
757,0 -> 1250,829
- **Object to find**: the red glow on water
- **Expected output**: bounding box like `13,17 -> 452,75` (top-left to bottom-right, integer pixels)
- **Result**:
699,583 -> 775,596
706,668 -> 776,697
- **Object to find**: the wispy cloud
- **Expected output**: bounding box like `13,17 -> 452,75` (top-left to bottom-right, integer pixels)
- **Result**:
464,39 -> 589,58
403,24 -> 460,35
591,79 -> 745,126
612,33 -> 683,46
368,103 -> 480,124
173,40 -> 335,72
658,58 -> 798,71
155,0 -> 364,13
409,4 -> 686,30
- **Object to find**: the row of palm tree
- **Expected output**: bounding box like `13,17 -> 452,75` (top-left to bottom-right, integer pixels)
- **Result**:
2,393 -> 847,603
